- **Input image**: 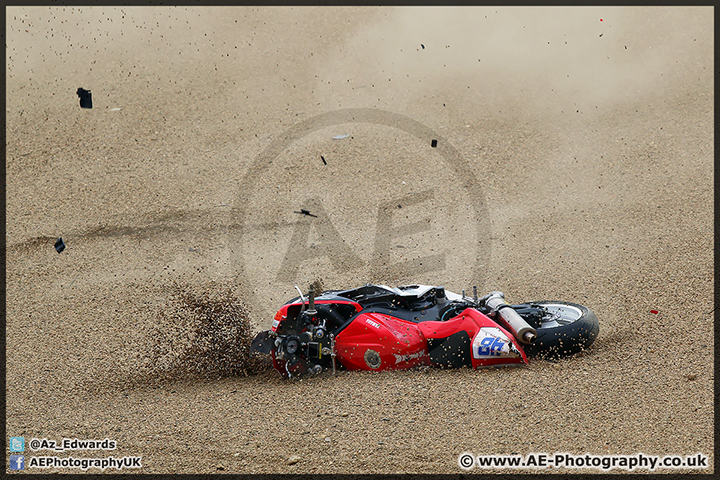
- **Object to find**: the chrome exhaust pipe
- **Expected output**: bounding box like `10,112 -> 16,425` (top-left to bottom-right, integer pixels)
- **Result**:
484,292 -> 537,344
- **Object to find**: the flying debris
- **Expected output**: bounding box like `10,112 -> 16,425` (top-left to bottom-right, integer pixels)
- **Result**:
77,88 -> 92,108
55,238 -> 66,253
294,209 -> 318,218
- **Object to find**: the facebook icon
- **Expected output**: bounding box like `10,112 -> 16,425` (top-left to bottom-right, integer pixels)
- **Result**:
9,454 -> 25,470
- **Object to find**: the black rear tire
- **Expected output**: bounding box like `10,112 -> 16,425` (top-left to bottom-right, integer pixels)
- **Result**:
522,301 -> 599,358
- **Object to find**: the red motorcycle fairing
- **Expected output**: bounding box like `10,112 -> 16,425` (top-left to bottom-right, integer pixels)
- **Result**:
334,308 -> 527,371
418,308 -> 528,368
335,313 -> 430,371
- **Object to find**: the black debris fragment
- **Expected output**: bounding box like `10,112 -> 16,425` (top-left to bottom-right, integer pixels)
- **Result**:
321,155 -> 327,165
294,209 -> 318,218
599,33 -> 603,37
54,238 -> 66,253
625,45 -> 627,49
431,139 -> 438,148
421,44 -> 425,49
77,88 -> 92,108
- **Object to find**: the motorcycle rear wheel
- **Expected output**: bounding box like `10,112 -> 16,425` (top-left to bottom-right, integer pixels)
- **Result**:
522,301 -> 599,358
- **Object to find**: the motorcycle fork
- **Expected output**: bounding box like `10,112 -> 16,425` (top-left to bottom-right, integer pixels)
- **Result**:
330,333 -> 337,375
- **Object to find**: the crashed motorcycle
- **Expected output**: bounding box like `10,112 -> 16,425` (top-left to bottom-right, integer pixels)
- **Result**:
251,284 -> 599,378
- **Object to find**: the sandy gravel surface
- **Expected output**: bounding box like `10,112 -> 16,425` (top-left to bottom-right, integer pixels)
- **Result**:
5,6 -> 713,474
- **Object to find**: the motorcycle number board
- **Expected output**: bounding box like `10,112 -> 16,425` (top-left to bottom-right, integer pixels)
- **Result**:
472,327 -> 520,359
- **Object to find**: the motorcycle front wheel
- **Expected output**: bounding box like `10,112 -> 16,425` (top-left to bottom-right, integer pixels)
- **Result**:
522,301 -> 599,358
